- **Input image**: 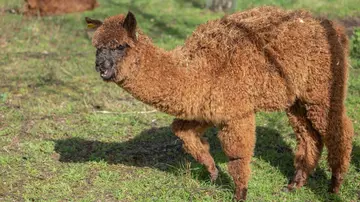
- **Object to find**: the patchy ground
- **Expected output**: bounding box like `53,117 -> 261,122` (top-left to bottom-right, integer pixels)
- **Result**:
336,16 -> 360,37
0,0 -> 359,201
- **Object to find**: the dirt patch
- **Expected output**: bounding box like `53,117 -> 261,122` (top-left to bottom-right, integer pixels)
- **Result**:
335,16 -> 360,37
0,37 -> 8,48
0,7 -> 21,15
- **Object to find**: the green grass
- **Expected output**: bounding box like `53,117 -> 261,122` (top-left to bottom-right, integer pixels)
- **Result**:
0,0 -> 359,201
351,28 -> 360,69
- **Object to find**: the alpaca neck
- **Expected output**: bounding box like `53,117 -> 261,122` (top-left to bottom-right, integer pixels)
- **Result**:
119,37 -> 190,117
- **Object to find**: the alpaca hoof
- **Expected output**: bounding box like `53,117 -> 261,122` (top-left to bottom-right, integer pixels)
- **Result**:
210,166 -> 219,182
281,186 -> 290,193
287,182 -> 303,192
328,186 -> 340,194
286,184 -> 296,192
328,174 -> 343,194
234,188 -> 247,201
288,169 -> 307,191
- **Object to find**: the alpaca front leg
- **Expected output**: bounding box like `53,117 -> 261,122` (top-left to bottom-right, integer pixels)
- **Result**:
218,114 -> 256,201
171,119 -> 218,181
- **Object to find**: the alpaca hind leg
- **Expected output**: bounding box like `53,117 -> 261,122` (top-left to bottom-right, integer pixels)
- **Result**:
171,119 -> 218,181
306,104 -> 354,193
325,114 -> 353,193
286,101 -> 323,191
218,114 -> 256,201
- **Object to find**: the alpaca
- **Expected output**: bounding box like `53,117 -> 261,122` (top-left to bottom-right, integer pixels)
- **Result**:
86,6 -> 354,201
24,0 -> 98,16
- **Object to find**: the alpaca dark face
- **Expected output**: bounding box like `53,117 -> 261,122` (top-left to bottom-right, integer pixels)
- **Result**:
95,45 -> 127,80
86,11 -> 137,82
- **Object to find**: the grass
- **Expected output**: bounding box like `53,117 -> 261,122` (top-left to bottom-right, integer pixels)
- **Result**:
0,0 -> 359,201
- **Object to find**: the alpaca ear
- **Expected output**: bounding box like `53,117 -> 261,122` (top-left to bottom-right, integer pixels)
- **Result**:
85,17 -> 103,30
123,11 -> 137,40
26,0 -> 37,8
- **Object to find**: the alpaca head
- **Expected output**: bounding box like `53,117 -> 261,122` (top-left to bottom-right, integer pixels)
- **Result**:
86,12 -> 137,81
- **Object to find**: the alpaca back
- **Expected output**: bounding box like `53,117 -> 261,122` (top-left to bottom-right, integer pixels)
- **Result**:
182,6 -> 348,113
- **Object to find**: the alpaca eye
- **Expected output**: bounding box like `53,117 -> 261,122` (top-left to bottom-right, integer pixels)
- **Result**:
117,45 -> 126,50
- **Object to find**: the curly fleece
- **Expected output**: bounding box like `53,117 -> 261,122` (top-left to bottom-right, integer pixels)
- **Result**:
24,0 -> 98,16
91,6 -> 354,201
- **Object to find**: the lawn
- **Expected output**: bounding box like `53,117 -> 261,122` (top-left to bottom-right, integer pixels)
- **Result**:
0,0 -> 359,201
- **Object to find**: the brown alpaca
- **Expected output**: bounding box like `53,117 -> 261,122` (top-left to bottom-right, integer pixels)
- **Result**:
86,6 -> 354,201
24,0 -> 98,16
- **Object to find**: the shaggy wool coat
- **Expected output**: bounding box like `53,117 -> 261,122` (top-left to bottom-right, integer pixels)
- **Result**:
89,6 -> 354,201
24,0 -> 98,16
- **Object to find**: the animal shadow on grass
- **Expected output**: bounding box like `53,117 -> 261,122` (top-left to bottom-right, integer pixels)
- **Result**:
53,126 -> 234,189
53,127 -> 185,170
255,127 -> 329,198
176,0 -> 205,8
352,142 -> 360,172
53,125 -> 328,195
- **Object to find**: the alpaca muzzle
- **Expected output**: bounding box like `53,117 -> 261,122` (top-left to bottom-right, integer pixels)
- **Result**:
95,61 -> 115,80
95,51 -> 117,80
95,47 -> 126,81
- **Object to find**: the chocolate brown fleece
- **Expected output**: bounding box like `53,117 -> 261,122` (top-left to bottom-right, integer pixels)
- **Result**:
24,0 -> 98,16
90,6 -> 354,201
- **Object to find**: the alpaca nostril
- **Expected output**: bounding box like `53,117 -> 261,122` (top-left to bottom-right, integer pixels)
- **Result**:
104,60 -> 113,69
